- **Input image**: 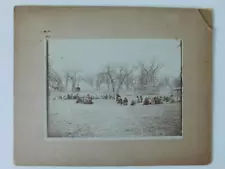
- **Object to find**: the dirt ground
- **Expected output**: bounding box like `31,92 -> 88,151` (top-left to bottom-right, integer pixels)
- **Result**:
47,97 -> 182,138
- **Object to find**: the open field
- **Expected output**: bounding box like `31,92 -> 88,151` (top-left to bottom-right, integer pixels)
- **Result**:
48,98 -> 182,138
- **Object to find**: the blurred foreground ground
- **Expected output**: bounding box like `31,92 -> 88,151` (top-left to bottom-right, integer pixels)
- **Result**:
48,97 -> 182,138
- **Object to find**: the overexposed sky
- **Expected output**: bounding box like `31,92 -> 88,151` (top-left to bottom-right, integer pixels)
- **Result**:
49,39 -> 181,77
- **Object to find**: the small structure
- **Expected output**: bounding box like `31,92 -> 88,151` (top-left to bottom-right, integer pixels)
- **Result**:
172,87 -> 182,101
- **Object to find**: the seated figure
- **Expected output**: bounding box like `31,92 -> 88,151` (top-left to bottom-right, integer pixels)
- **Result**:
130,100 -> 136,106
143,98 -> 149,105
123,97 -> 128,105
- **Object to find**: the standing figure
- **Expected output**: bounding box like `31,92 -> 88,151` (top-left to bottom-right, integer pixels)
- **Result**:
120,97 -> 123,105
140,95 -> 143,103
137,96 -> 140,103
116,93 -> 120,100
148,97 -> 152,104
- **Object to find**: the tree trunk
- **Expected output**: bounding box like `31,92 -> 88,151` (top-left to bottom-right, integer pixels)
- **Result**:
71,76 -> 76,92
65,76 -> 69,92
111,80 -> 116,97
107,81 -> 110,92
72,81 -> 76,92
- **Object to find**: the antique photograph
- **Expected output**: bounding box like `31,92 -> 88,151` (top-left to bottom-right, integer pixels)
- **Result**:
47,38 -> 183,138
13,6 -> 212,166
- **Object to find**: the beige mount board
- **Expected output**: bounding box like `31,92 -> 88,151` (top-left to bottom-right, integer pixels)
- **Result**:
14,6 -> 212,166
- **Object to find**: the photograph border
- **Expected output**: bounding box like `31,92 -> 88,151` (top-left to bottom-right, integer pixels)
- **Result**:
14,6 -> 212,166
45,37 -> 184,140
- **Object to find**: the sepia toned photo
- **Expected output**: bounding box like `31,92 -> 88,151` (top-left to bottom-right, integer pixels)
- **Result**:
47,38 -> 183,138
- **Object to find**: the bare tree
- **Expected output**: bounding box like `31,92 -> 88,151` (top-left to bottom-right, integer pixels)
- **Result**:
138,62 -> 147,88
124,73 -> 135,91
137,59 -> 163,89
160,75 -> 171,87
115,66 -> 135,93
173,73 -> 182,88
97,60 -> 162,95
63,70 -> 81,92
72,71 -> 82,92
71,73 -> 77,92
48,58 -> 64,91
48,70 -> 64,91
96,72 -> 105,89
156,75 -> 174,92
97,64 -> 134,96
105,65 -> 116,94
64,72 -> 70,91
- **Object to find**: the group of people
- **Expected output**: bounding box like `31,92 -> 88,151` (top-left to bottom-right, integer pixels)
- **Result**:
136,95 -> 143,103
99,94 -> 114,100
142,95 -> 175,105
53,93 -> 78,100
53,93 -> 94,104
116,94 -> 128,106
115,93 -> 175,106
116,94 -> 144,106
76,94 -> 94,104
53,92 -> 175,106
